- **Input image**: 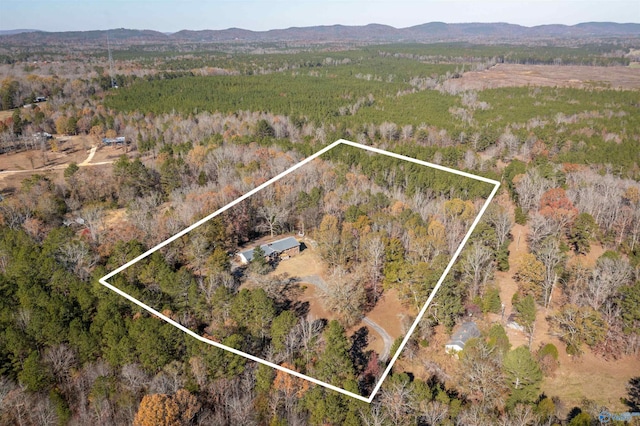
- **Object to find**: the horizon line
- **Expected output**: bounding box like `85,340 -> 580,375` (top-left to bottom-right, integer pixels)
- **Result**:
1,20 -> 639,35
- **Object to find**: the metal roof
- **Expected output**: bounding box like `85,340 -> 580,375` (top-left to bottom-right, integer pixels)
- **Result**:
239,236 -> 299,262
446,321 -> 480,349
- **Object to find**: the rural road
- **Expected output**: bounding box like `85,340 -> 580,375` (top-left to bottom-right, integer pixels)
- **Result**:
300,274 -> 393,361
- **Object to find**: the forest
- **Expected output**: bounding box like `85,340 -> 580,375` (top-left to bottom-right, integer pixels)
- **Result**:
101,141 -> 496,401
0,38 -> 639,425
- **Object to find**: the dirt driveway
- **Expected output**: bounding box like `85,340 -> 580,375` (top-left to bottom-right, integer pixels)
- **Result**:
271,242 -> 397,360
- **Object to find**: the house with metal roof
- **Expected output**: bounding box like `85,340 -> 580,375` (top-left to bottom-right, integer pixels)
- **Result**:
102,136 -> 126,145
238,236 -> 300,264
445,321 -> 481,353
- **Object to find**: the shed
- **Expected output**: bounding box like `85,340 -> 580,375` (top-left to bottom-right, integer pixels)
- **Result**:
445,322 -> 481,353
238,236 -> 300,264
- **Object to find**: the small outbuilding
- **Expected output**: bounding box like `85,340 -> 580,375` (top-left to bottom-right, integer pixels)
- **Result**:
445,321 -> 481,353
238,236 -> 300,264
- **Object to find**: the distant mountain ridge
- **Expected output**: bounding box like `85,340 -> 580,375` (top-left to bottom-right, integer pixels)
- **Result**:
1,22 -> 638,45
0,29 -> 39,36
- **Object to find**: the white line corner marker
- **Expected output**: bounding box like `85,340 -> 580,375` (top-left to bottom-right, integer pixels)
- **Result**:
99,139 -> 500,403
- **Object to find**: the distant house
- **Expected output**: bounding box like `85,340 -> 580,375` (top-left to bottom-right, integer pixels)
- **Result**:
33,132 -> 52,140
445,322 -> 481,353
102,136 -> 126,145
238,236 -> 300,264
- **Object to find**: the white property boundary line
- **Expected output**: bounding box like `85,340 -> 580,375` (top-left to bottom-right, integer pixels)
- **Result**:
99,139 -> 500,403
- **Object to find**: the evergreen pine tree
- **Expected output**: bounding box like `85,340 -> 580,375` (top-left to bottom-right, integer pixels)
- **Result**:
503,346 -> 543,408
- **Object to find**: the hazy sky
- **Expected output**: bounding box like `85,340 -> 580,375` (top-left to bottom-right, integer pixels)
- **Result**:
1,0 -> 638,32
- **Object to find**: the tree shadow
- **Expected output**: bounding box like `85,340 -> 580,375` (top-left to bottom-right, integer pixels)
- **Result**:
566,407 -> 583,423
349,326 -> 370,375
623,376 -> 640,411
289,300 -> 310,318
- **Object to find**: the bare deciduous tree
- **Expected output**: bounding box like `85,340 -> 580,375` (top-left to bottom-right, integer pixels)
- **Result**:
456,403 -> 494,426
462,242 -> 495,298
32,395 -> 58,426
44,343 -> 77,383
459,339 -> 506,411
57,239 -> 97,280
185,232 -> 210,273
464,149 -> 477,170
257,204 -> 286,237
361,402 -> 389,426
121,363 -> 150,394
363,233 -> 385,301
515,168 -> 554,212
584,257 -> 632,311
0,198 -> 31,229
81,204 -> 105,243
0,376 -> 16,412
321,266 -> 367,327
486,204 -> 513,249
291,316 -> 324,365
421,401 -> 450,426
536,238 -> 564,308
499,404 -> 537,426
528,212 -> 556,254
379,377 -> 414,425
198,271 -> 235,304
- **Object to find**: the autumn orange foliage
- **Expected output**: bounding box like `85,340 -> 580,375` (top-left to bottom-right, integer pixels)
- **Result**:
539,187 -> 578,227
133,389 -> 200,426
273,362 -> 310,399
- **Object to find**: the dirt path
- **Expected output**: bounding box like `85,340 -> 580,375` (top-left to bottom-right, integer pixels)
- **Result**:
300,274 -> 328,292
0,144 -> 114,185
494,217 -> 561,351
301,273 -> 394,361
362,317 -> 393,360
79,145 -> 97,166
495,222 -> 529,328
0,168 -> 37,182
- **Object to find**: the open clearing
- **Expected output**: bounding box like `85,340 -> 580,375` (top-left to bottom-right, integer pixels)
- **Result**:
0,134 -> 126,191
444,64 -> 640,91
492,211 -> 639,413
543,351 -> 640,413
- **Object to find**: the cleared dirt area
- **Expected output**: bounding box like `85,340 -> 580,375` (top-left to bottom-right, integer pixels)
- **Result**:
365,288 -> 407,343
269,238 -> 325,277
0,109 -> 13,121
567,241 -> 606,269
0,135 -> 126,191
443,64 -> 640,91
0,135 -> 91,172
